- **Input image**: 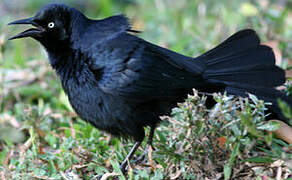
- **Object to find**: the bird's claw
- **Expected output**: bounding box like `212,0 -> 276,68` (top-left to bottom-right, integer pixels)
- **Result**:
134,144 -> 149,164
119,161 -> 128,174
119,144 -> 154,174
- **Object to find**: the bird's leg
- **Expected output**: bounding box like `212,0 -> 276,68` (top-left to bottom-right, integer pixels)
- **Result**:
120,126 -> 156,173
134,126 -> 156,164
120,141 -> 141,173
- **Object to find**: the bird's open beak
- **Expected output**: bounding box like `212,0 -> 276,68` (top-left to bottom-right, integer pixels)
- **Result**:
8,17 -> 44,40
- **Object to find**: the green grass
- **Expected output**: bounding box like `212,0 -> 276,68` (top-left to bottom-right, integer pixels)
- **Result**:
1,0 -> 292,179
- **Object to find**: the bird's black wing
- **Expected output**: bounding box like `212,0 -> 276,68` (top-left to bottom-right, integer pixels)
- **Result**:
74,15 -> 206,101
86,33 -> 206,101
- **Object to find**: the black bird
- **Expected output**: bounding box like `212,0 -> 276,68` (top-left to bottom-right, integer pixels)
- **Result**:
9,4 -> 292,172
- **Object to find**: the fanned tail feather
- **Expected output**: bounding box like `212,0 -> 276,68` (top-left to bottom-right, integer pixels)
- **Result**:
197,29 -> 290,123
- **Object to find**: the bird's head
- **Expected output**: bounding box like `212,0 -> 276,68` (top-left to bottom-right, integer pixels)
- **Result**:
8,4 -> 82,52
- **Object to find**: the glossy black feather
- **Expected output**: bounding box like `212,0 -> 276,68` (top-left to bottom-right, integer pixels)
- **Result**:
12,4 -> 291,141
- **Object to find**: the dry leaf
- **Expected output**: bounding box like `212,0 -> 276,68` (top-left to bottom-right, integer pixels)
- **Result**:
218,136 -> 227,149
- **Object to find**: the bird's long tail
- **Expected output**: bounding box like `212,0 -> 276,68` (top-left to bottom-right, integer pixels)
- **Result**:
197,29 -> 292,124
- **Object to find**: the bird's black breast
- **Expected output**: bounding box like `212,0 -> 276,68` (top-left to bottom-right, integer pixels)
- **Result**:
48,51 -> 148,141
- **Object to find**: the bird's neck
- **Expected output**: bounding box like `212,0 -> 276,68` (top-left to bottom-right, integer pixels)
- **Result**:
47,49 -> 92,91
48,50 -> 73,70
39,38 -> 72,54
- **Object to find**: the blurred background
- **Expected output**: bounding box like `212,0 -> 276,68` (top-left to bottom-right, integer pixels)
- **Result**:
1,0 -> 292,179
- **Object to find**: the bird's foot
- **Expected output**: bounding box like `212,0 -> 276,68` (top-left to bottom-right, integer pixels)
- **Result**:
133,144 -> 149,164
119,141 -> 142,174
134,144 -> 155,168
119,144 -> 155,174
119,160 -> 128,174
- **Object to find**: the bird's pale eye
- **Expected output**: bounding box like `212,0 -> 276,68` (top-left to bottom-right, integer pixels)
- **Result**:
48,22 -> 55,28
